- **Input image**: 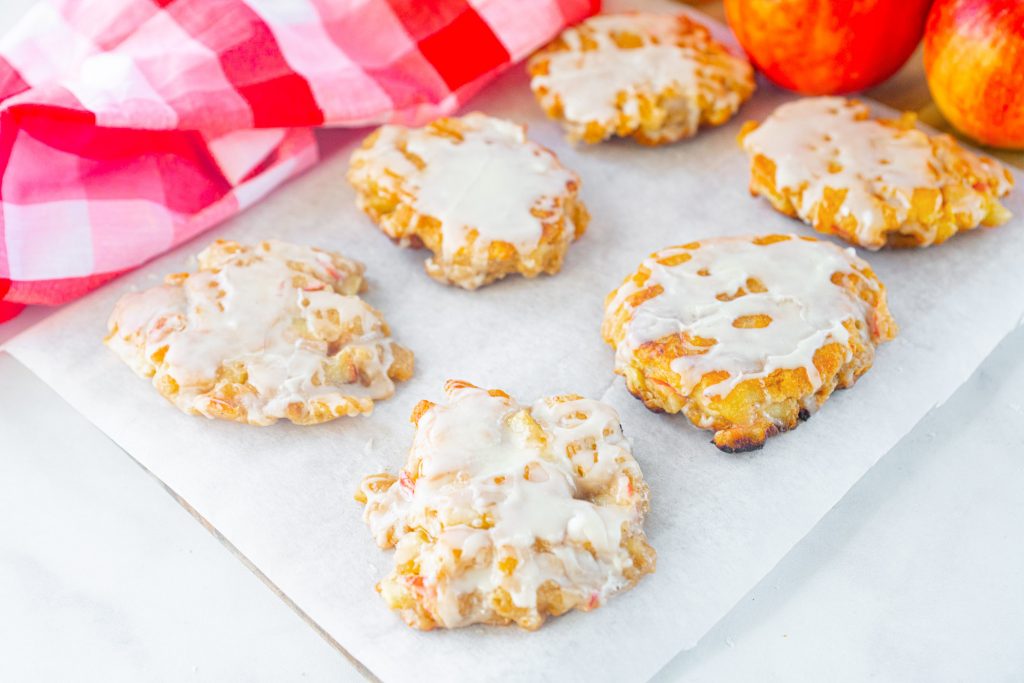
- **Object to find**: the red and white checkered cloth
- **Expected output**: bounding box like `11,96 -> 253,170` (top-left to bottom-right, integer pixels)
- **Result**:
0,0 -> 598,321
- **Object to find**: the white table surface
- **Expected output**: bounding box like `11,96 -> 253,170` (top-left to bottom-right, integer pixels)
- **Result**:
2,1 -> 1022,680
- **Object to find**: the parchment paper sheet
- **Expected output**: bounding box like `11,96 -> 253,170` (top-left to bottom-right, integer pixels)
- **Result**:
6,5 -> 1024,681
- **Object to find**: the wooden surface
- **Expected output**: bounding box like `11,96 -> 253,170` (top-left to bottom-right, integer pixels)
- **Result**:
684,0 -> 1024,169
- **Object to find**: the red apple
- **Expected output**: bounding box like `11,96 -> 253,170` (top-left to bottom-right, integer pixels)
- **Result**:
925,0 -> 1024,149
724,0 -> 933,94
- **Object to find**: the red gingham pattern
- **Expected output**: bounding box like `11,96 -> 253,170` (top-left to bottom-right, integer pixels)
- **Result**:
0,0 -> 599,318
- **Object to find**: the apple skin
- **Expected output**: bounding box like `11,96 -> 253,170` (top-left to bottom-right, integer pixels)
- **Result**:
925,0 -> 1024,149
724,0 -> 933,95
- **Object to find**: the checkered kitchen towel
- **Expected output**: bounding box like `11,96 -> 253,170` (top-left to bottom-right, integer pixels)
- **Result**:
0,0 -> 598,320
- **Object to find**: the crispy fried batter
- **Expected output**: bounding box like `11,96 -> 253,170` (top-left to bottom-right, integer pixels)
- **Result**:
602,234 -> 897,452
357,380 -> 655,630
739,97 -> 1014,249
348,113 -> 588,289
528,12 -> 755,145
105,239 -> 413,425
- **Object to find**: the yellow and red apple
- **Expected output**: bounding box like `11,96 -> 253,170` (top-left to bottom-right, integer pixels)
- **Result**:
925,0 -> 1024,149
724,0 -> 933,94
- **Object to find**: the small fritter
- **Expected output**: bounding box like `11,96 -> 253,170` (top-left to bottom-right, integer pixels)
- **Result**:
347,113 -> 588,290
105,239 -> 413,425
602,234 -> 897,452
739,97 -> 1014,249
527,12 -> 755,145
357,380 -> 656,631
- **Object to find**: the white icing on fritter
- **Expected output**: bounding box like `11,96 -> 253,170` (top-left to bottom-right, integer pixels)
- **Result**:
360,381 -> 652,629
740,97 -> 1012,248
106,240 -> 406,424
606,236 -> 880,399
349,113 -> 579,268
530,13 -> 753,142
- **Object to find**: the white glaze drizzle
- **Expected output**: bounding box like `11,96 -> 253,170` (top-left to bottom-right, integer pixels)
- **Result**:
106,240 -> 405,424
350,113 -> 578,264
361,382 -> 650,628
607,236 -> 878,400
530,13 -> 752,138
741,97 -> 1013,248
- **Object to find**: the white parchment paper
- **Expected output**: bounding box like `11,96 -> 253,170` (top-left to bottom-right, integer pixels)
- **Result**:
6,5 -> 1024,681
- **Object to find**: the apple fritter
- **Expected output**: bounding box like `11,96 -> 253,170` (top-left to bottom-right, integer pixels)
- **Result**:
739,97 -> 1013,249
602,234 -> 897,452
357,380 -> 655,630
348,113 -> 588,289
105,239 -> 413,425
528,12 -> 755,145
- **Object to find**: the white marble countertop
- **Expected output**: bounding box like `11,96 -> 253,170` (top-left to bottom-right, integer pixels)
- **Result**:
1,1 -> 1022,679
